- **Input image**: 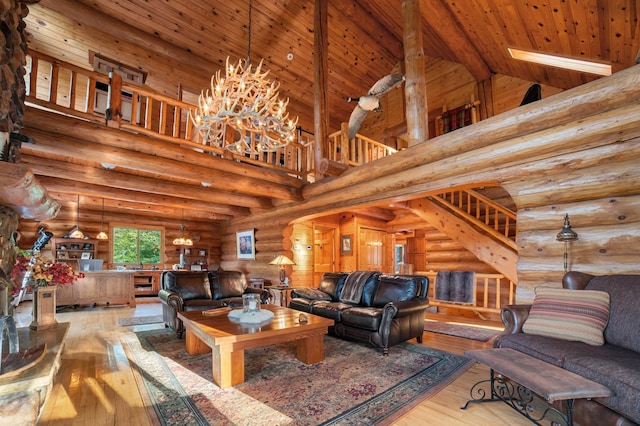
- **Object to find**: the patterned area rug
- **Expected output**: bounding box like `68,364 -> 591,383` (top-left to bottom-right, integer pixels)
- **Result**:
424,320 -> 501,342
117,315 -> 164,326
123,329 -> 473,425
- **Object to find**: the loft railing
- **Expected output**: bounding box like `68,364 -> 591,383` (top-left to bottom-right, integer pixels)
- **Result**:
23,51 -> 311,180
420,270 -> 516,315
432,188 -> 518,250
24,51 -> 397,183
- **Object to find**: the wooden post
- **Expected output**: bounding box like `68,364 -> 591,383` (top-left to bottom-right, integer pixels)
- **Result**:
107,71 -> 122,129
402,0 -> 429,146
313,0 -> 329,179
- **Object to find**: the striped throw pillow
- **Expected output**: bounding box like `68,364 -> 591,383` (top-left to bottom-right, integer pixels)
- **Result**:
522,287 -> 610,346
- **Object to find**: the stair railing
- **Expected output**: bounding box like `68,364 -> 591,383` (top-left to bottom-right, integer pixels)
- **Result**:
432,188 -> 517,250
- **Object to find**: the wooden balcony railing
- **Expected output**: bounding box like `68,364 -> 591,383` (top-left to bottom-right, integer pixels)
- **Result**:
432,188 -> 517,250
24,51 -> 397,183
24,51 -> 310,180
420,270 -> 516,315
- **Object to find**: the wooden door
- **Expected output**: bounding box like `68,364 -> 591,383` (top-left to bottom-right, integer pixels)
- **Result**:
358,228 -> 385,271
313,227 -> 336,284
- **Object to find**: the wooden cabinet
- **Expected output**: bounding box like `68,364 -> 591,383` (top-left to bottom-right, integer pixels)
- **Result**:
182,247 -> 209,270
133,271 -> 161,296
50,238 -> 99,269
56,271 -> 135,307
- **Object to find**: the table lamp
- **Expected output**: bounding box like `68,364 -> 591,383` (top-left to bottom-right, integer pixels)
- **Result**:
556,213 -> 578,274
269,254 -> 295,285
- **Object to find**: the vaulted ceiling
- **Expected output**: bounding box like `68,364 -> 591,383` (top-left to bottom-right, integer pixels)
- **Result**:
16,0 -> 640,227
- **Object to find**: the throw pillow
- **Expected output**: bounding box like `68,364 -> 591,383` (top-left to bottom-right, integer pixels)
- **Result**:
293,288 -> 332,301
522,287 -> 610,346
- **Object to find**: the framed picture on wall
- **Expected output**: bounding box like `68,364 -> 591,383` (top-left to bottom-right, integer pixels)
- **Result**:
237,229 -> 255,259
341,235 -> 352,255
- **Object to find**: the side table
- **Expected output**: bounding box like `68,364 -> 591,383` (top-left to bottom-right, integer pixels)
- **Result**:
265,286 -> 300,307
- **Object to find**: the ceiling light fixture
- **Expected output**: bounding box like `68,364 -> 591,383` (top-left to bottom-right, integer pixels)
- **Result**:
96,198 -> 109,240
508,47 -> 611,76
190,0 -> 298,154
68,194 -> 86,239
172,209 -> 193,246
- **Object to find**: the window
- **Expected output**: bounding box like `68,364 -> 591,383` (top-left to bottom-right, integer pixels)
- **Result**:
112,226 -> 162,265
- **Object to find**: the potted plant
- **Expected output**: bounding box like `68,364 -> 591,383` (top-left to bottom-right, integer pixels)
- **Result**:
11,251 -> 84,330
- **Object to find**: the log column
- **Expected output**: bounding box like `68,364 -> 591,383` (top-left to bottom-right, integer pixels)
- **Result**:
402,0 -> 429,146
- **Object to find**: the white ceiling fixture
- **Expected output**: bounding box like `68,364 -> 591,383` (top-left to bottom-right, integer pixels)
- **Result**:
508,48 -> 611,76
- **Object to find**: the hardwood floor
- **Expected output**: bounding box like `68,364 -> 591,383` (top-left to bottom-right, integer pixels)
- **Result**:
12,300 -> 533,425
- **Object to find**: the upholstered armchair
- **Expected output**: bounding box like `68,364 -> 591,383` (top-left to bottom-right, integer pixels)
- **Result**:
158,270 -> 269,338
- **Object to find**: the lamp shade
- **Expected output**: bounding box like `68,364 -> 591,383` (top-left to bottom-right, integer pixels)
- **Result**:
556,214 -> 578,241
269,255 -> 295,266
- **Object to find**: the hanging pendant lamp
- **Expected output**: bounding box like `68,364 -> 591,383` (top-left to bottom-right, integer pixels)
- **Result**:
172,209 -> 193,246
68,194 -> 86,239
96,198 -> 109,240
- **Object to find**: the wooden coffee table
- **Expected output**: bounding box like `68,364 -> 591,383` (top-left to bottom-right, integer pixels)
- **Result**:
177,305 -> 334,388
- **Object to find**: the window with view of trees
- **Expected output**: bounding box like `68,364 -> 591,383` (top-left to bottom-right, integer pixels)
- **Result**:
112,226 -> 162,265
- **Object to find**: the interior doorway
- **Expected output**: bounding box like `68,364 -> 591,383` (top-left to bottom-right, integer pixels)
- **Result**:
313,226 -> 337,284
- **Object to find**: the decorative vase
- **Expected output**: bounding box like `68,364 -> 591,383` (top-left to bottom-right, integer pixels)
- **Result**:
30,286 -> 58,331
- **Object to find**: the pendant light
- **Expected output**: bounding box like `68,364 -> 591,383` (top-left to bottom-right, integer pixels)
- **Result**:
172,209 -> 193,246
96,198 -> 109,240
68,194 -> 86,239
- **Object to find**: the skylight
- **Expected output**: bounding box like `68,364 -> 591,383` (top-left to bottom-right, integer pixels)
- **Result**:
508,48 -> 612,76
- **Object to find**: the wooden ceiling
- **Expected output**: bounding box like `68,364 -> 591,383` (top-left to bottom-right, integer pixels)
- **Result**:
17,0 -> 640,226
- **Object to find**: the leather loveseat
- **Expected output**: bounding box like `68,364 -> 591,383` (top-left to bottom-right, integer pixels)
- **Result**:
289,271 -> 429,355
495,272 -> 640,426
158,270 -> 269,338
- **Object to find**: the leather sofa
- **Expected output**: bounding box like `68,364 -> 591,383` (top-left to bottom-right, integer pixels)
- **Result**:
158,270 -> 269,338
289,271 -> 429,355
495,272 -> 640,426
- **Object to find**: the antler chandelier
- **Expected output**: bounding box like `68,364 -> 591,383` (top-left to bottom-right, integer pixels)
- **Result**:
190,0 -> 298,153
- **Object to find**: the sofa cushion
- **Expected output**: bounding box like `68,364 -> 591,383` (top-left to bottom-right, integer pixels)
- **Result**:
165,272 -> 211,301
522,287 -> 610,346
293,288 -> 332,301
309,301 -> 354,321
340,307 -> 383,331
209,270 -> 247,299
288,298 -> 314,313
317,272 -> 349,300
585,275 -> 640,353
498,333 -> 615,367
372,276 -> 418,307
563,348 -> 640,423
183,299 -> 226,311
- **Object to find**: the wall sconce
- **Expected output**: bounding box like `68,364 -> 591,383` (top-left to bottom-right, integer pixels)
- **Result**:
269,254 -> 295,286
556,213 -> 578,274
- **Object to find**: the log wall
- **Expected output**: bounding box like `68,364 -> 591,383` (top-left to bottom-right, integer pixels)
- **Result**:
223,65 -> 640,303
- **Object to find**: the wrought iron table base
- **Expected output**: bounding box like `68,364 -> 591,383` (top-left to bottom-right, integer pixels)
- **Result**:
461,368 -> 572,426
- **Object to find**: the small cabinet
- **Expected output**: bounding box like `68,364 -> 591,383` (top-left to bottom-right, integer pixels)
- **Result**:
51,238 -> 99,270
182,247 -> 209,271
133,271 -> 161,296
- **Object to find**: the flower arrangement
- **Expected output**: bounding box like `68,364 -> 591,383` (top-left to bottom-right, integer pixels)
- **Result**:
11,251 -> 84,289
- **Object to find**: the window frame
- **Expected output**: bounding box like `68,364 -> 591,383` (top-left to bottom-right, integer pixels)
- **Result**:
110,223 -> 164,267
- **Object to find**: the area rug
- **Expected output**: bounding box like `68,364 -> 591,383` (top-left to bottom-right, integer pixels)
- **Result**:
122,329 -> 474,425
424,320 -> 501,342
117,315 -> 164,326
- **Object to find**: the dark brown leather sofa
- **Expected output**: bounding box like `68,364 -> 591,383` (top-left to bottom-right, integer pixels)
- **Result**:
495,272 -> 640,426
289,271 -> 429,355
158,270 -> 269,338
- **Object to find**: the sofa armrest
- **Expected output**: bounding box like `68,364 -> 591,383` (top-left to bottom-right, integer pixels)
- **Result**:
387,298 -> 430,318
158,289 -> 184,311
243,287 -> 270,304
493,304 -> 532,347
